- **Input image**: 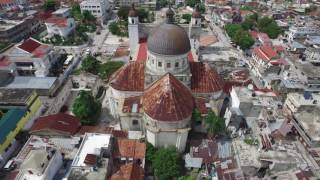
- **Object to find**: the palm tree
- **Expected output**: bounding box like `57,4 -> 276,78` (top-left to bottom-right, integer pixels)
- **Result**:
205,110 -> 225,138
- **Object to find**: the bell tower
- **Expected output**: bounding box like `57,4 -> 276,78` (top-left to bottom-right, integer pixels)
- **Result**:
128,3 -> 139,56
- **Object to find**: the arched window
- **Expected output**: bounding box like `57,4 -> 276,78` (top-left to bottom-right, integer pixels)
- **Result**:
175,62 -> 179,68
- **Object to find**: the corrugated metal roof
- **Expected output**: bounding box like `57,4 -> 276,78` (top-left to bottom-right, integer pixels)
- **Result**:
0,108 -> 26,144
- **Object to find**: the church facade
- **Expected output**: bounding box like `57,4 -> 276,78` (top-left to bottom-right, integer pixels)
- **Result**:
106,5 -> 225,152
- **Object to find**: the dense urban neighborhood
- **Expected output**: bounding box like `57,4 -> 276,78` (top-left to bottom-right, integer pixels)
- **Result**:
0,0 -> 320,179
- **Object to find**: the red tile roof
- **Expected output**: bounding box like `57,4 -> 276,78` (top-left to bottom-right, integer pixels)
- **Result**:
142,73 -> 195,122
84,154 -> 97,165
0,0 -> 15,4
17,38 -> 42,54
200,35 -> 218,47
190,62 -> 224,93
114,46 -> 130,58
253,46 -> 278,62
30,113 -> 81,136
122,96 -> 142,113
77,126 -> 114,135
109,62 -> 145,91
257,33 -> 272,45
113,139 -> 145,160
109,163 -> 144,180
45,17 -> 68,27
249,31 -> 259,39
188,51 -> 194,62
34,11 -> 52,21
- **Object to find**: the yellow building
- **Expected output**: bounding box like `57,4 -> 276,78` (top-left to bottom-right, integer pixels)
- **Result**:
0,90 -> 41,167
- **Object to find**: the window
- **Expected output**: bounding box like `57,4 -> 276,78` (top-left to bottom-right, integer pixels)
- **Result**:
167,63 -> 171,68
175,62 -> 179,67
132,120 -> 139,125
158,61 -> 162,67
152,59 -> 154,64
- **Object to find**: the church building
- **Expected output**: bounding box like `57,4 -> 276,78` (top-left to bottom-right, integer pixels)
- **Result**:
106,5 -> 225,152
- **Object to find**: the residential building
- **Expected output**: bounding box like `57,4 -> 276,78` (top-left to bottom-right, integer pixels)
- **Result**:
291,60 -> 320,91
287,17 -> 319,41
45,17 -> 75,37
112,138 -> 145,166
1,38 -> 60,77
284,92 -> 320,113
0,89 -> 42,168
66,133 -> 113,180
304,47 -> 320,64
249,46 -> 288,88
109,162 -> 144,180
80,0 -> 110,19
116,0 -> 156,9
0,0 -> 26,10
71,72 -> 103,97
0,19 -> 31,43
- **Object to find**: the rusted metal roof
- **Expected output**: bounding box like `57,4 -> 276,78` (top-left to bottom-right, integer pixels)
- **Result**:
109,62 -> 145,91
113,138 -> 145,160
142,73 -> 195,122
190,62 -> 224,93
110,162 -> 144,180
122,96 -> 142,113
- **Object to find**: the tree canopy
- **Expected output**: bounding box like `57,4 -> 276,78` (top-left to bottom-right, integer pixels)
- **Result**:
72,90 -> 101,125
178,176 -> 196,180
44,0 -> 56,11
224,23 -> 255,49
81,55 -> 99,74
257,16 -> 282,39
205,111 -> 225,137
117,6 -> 130,20
152,146 -> 181,180
71,4 -> 83,20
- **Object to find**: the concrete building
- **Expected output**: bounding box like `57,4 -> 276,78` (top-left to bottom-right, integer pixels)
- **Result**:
287,16 -> 319,41
117,0 -> 156,9
45,17 -> 75,37
107,7 -> 225,152
1,38 -> 60,77
0,19 -> 31,43
66,133 -> 113,180
71,72 -> 103,97
284,92 -> 320,113
52,8 -> 71,18
0,90 -> 42,168
80,0 -> 110,20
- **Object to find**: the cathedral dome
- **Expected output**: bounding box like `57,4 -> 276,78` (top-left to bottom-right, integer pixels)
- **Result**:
147,7 -> 191,56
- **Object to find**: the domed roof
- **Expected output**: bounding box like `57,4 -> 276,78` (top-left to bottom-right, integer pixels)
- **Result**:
147,6 -> 191,55
142,73 -> 195,122
128,3 -> 138,17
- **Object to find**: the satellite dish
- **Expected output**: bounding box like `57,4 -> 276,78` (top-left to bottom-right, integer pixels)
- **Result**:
248,84 -> 254,90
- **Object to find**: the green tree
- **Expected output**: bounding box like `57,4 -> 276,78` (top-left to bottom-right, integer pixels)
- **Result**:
71,4 -> 83,20
233,29 -> 255,49
152,147 -> 181,180
178,176 -> 196,180
146,142 -> 156,162
205,111 -> 225,137
158,0 -> 168,8
138,9 -> 149,22
97,61 -> 124,79
224,24 -> 242,38
109,21 -> 120,35
182,14 -> 192,23
185,0 -> 201,7
81,55 -> 100,73
199,3 -> 206,14
241,18 -> 254,30
117,6 -> 130,20
72,90 -> 101,125
44,0 -> 56,11
82,10 -> 96,24
192,108 -> 202,123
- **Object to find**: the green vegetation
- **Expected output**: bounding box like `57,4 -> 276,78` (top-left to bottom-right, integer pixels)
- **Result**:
240,5 -> 253,11
185,0 -> 205,13
72,90 -> 101,125
152,146 -> 181,180
71,4 -> 97,25
44,0 -> 56,11
146,142 -> 156,163
244,137 -> 259,145
257,16 -> 282,39
0,43 -> 9,51
225,24 -> 254,50
81,55 -> 124,80
71,4 -> 83,20
192,108 -> 202,123
158,0 -> 168,8
182,14 -> 192,24
305,5 -> 318,14
109,21 -> 128,37
178,176 -> 196,180
41,31 -> 88,46
205,111 -> 225,137
117,6 -> 151,22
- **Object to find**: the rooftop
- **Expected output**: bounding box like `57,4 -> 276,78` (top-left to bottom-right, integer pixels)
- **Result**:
52,8 -> 70,15
0,89 -> 34,106
30,113 -> 81,136
0,19 -> 24,31
0,109 -> 26,145
110,162 -> 144,180
3,76 -> 57,90
72,133 -> 112,167
294,107 -> 320,141
45,17 -> 68,27
113,138 -> 145,160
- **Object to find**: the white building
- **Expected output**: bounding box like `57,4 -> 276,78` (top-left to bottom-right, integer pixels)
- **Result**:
80,0 -> 110,19
1,38 -> 60,77
66,133 -> 112,180
14,148 -> 63,180
284,92 -> 320,113
52,8 -> 71,18
45,17 -> 75,37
